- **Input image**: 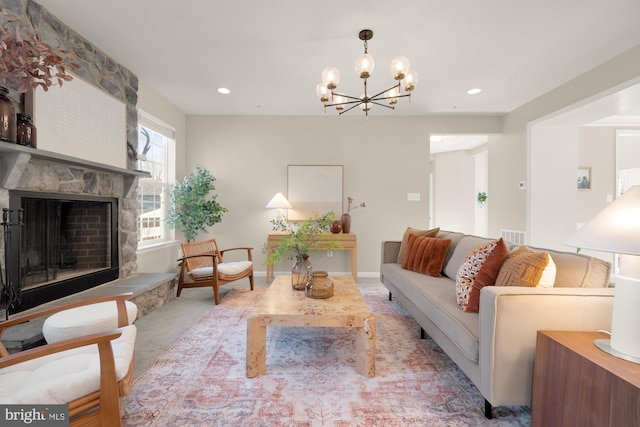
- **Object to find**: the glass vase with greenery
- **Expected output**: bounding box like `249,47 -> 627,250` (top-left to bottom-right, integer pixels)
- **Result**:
166,166 -> 227,242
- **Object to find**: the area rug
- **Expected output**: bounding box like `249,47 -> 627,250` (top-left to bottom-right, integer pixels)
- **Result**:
121,283 -> 531,426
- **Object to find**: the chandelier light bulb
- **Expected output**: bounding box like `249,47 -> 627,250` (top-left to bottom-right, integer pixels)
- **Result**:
355,53 -> 375,79
334,95 -> 346,111
390,56 -> 410,80
387,86 -> 399,105
315,83 -> 330,102
321,67 -> 340,90
403,69 -> 419,92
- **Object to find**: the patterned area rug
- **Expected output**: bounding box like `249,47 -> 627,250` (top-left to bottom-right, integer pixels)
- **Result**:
122,283 -> 531,426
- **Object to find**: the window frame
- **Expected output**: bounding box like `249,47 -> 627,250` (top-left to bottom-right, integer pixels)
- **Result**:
135,110 -> 176,249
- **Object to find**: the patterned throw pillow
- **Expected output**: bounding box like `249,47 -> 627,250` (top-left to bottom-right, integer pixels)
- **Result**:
466,238 -> 510,313
401,234 -> 451,277
495,246 -> 550,288
456,240 -> 499,311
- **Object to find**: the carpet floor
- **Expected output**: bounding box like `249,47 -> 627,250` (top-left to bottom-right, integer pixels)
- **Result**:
121,282 -> 531,426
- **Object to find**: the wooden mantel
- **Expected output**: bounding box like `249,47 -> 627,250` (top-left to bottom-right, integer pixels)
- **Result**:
0,141 -> 149,198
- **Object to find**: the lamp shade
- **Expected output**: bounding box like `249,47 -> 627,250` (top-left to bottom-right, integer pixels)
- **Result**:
564,185 -> 640,256
265,192 -> 292,209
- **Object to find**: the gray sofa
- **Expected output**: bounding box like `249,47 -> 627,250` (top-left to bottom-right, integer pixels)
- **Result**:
380,230 -> 614,418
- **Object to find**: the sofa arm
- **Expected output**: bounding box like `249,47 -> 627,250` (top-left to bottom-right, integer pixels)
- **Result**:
381,241 -> 401,265
478,286 -> 614,407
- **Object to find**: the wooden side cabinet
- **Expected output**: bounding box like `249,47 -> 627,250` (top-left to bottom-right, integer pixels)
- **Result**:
532,330 -> 640,427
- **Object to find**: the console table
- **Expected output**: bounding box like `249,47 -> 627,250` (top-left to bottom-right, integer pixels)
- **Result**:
532,330 -> 640,427
266,232 -> 357,281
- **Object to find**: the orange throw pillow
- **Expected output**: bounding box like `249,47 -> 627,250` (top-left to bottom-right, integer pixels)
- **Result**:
396,227 -> 440,264
495,245 -> 549,288
401,234 -> 451,277
466,238 -> 510,313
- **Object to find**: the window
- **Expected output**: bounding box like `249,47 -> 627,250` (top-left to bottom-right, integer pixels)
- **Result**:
136,111 -> 175,247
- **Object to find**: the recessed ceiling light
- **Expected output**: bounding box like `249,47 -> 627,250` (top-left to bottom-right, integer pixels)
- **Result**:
217,87 -> 231,95
467,88 -> 481,95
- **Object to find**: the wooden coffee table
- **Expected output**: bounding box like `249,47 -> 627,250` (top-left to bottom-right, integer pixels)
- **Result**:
246,275 -> 376,378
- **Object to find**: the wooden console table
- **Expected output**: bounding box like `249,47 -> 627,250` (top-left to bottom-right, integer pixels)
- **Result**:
266,232 -> 357,281
532,330 -> 640,427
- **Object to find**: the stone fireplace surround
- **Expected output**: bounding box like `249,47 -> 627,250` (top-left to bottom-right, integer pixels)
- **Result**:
0,143 -> 147,311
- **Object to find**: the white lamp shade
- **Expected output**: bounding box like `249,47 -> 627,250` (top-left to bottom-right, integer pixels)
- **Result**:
265,192 -> 292,209
321,67 -> 340,90
355,53 -> 375,79
564,185 -> 640,256
389,56 -> 410,80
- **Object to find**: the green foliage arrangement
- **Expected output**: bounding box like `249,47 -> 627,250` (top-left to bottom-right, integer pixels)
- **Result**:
166,166 -> 227,242
265,212 -> 336,264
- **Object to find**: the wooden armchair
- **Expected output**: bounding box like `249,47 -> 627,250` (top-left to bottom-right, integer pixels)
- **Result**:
0,293 -> 137,427
178,239 -> 254,304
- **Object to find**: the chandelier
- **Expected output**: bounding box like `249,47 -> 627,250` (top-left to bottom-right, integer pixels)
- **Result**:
316,29 -> 418,116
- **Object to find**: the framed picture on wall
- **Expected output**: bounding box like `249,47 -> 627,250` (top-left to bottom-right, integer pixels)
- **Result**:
577,167 -> 591,191
287,165 -> 343,220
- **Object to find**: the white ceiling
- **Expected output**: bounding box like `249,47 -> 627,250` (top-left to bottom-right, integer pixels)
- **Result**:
35,0 -> 640,117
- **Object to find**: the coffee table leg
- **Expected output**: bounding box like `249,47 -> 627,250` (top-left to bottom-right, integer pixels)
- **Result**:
355,316 -> 376,377
246,315 -> 266,377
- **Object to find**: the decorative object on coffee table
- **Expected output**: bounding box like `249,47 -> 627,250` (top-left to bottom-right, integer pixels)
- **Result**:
305,271 -> 334,299
341,196 -> 365,233
291,254 -> 312,290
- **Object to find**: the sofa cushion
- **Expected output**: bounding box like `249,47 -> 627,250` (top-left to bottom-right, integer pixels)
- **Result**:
436,231 -> 467,272
534,247 -> 611,288
397,227 -> 440,264
495,246 -> 549,288
456,240 -> 500,311
0,325 -> 136,405
467,238 -> 510,312
402,234 -> 451,277
381,263 -> 480,362
443,235 -> 495,279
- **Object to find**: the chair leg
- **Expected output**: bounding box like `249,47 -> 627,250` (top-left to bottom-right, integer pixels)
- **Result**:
213,284 -> 220,305
249,273 -> 254,291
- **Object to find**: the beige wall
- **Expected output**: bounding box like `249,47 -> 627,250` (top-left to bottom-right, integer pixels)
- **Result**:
134,43 -> 640,277
183,115 -> 500,276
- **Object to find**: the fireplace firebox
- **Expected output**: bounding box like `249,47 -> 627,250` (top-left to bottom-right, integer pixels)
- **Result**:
4,191 -> 119,313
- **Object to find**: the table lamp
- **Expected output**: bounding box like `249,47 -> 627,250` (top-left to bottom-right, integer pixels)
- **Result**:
564,185 -> 640,363
265,192 -> 292,221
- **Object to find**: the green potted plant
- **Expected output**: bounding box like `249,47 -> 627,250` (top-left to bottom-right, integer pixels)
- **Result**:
166,166 -> 227,242
265,211 -> 336,289
477,192 -> 488,207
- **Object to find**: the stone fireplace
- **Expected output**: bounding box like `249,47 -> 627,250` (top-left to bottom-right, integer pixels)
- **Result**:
0,143 -> 146,313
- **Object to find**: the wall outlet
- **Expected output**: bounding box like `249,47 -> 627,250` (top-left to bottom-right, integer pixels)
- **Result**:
407,192 -> 421,201
327,250 -> 333,257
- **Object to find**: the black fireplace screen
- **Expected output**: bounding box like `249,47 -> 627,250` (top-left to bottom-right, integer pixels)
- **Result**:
3,192 -> 119,313
20,198 -> 112,290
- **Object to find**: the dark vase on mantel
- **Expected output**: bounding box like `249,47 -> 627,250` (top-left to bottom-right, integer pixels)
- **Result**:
0,86 -> 17,143
16,113 -> 37,148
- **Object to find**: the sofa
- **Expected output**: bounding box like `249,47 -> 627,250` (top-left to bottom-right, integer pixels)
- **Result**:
380,229 -> 615,418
